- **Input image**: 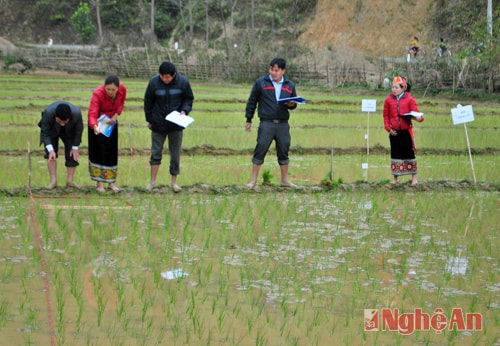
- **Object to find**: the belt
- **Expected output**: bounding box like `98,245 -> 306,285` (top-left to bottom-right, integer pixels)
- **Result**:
262,119 -> 288,124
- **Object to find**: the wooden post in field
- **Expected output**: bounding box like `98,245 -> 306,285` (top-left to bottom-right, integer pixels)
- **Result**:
28,142 -> 32,189
330,147 -> 334,181
366,111 -> 370,156
128,123 -> 134,155
463,123 -> 477,183
361,99 -> 377,181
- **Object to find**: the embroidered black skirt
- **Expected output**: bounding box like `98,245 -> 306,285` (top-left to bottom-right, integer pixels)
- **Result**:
389,129 -> 417,176
88,124 -> 119,182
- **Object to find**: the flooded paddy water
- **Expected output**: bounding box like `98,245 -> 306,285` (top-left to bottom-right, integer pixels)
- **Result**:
0,187 -> 498,345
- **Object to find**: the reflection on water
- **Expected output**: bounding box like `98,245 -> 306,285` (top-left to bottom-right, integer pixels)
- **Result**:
445,256 -> 468,275
161,269 -> 189,280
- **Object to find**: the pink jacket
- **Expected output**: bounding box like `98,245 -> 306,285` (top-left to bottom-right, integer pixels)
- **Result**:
87,84 -> 127,128
383,92 -> 423,132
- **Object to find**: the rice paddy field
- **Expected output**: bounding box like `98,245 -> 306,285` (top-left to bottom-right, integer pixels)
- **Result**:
0,72 -> 499,345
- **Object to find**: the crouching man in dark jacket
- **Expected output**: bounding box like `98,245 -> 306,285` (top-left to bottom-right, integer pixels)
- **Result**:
39,101 -> 83,189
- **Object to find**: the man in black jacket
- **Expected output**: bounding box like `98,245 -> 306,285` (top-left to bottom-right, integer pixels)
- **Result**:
144,61 -> 194,192
39,101 -> 83,189
245,58 -> 299,189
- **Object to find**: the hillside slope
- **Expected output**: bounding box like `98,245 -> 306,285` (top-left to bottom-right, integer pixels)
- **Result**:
299,0 -> 434,57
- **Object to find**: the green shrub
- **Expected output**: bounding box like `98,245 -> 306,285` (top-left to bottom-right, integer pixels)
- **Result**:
70,3 -> 96,43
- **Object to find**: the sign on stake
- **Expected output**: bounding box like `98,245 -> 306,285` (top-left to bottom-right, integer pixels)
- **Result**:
451,104 -> 477,183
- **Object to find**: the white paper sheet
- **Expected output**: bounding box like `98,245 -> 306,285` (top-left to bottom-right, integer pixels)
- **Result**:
165,111 -> 195,128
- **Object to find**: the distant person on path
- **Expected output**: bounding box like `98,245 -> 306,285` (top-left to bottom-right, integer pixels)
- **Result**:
410,36 -> 420,57
144,61 -> 194,193
47,37 -> 53,47
245,57 -> 299,189
383,76 -> 424,186
87,75 -> 127,192
38,101 -> 83,189
438,37 -> 449,57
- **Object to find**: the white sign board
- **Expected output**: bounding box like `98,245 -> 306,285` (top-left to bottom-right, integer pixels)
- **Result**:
451,105 -> 474,125
361,99 -> 377,113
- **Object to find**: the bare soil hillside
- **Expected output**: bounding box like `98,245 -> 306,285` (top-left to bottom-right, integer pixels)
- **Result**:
299,0 -> 434,58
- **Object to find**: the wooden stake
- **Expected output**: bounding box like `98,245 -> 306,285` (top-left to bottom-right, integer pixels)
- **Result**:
128,123 -> 134,155
463,123 -> 477,183
28,141 -> 32,189
366,111 -> 370,156
330,147 -> 334,181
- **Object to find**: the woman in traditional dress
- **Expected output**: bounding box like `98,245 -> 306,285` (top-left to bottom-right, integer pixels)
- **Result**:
383,76 -> 424,186
88,75 -> 127,192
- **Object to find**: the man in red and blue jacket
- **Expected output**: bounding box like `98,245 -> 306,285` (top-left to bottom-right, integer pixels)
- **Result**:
245,58 -> 299,189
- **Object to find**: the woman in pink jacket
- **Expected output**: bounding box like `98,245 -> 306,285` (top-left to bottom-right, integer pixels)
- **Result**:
88,75 -> 127,192
383,76 -> 424,186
